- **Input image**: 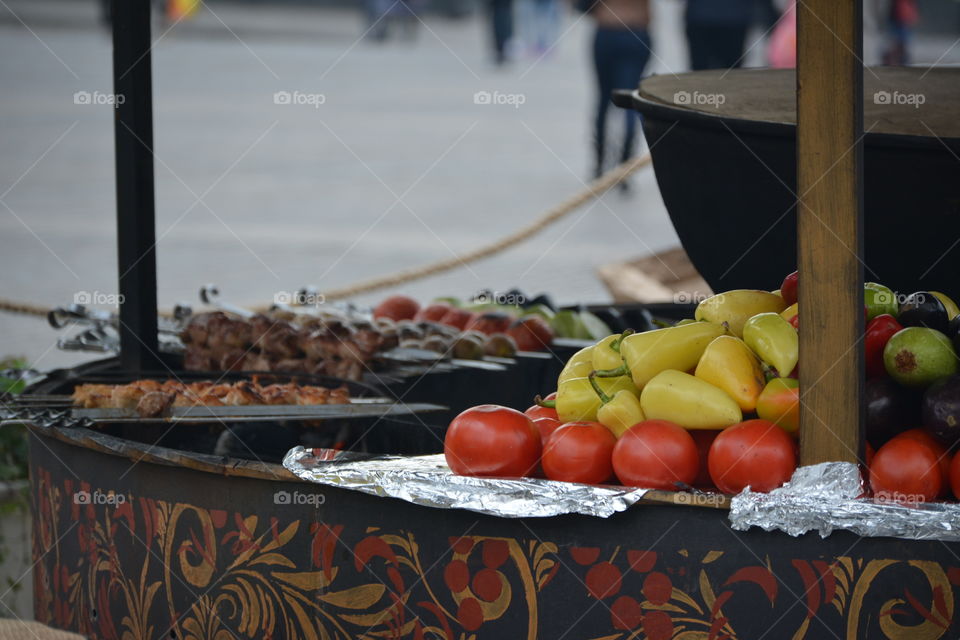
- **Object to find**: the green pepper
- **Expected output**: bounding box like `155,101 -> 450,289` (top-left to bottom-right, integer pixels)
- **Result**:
591,330 -> 633,372
522,304 -> 556,321
589,373 -> 644,437
579,311 -> 612,340
742,312 -> 798,377
551,310 -> 589,339
865,282 -> 898,321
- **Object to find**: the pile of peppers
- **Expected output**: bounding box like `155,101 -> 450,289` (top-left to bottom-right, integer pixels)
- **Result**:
541,308 -> 803,437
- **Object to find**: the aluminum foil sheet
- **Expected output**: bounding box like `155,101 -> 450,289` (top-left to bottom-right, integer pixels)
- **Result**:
730,462 -> 960,541
283,447 -> 649,518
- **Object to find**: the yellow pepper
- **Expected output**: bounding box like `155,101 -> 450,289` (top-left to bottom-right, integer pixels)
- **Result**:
594,321 -> 726,390
555,374 -> 638,423
694,289 -> 787,338
743,312 -> 799,377
588,373 -> 644,437
694,335 -> 766,412
591,330 -> 633,372
640,369 -> 742,430
558,346 -> 594,385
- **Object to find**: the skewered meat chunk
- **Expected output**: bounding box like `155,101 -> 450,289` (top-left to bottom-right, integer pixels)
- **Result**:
72,379 -> 350,417
71,384 -> 114,409
183,349 -> 214,371
295,386 -> 330,405
180,311 -> 388,381
218,350 -> 248,372
221,381 -> 264,406
136,391 -> 176,418
329,386 -> 350,405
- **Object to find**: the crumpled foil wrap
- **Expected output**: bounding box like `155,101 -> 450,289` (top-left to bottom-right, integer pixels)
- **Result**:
283,447 -> 648,518
730,462 -> 960,541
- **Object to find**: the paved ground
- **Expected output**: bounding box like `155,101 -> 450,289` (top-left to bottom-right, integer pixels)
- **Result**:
1,0 -> 958,371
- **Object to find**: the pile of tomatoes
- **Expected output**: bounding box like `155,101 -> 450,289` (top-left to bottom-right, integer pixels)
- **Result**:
443,402 -> 798,495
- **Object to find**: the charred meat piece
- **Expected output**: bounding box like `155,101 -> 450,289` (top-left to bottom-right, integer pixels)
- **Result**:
136,391 -> 176,418
71,384 -> 115,409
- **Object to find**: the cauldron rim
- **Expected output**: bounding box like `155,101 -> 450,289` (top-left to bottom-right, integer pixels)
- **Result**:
615,67 -> 960,152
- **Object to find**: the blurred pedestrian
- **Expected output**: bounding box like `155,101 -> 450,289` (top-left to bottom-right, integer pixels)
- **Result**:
99,0 -> 194,27
519,0 -> 560,56
366,0 -> 422,41
767,1 -> 795,68
882,0 -> 919,64
586,0 -> 651,186
685,0 -> 753,70
487,0 -> 515,64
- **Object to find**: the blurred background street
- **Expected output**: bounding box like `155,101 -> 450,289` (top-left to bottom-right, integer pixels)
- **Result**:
2,0 -> 959,370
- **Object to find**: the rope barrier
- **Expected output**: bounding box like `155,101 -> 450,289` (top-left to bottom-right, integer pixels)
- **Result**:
0,153 -> 651,319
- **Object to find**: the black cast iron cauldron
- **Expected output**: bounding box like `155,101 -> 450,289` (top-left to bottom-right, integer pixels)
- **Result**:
614,67 -> 960,298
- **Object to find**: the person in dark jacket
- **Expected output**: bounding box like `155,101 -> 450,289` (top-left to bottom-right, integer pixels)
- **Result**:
685,0 -> 754,70
488,0 -> 514,64
588,0 -> 651,185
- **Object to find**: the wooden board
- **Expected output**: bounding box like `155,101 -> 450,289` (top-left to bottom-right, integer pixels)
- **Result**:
598,246 -> 713,304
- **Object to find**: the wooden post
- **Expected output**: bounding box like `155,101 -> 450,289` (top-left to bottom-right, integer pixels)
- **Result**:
796,0 -> 864,464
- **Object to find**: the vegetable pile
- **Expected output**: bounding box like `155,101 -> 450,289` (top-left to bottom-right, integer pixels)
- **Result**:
444,274 -> 960,504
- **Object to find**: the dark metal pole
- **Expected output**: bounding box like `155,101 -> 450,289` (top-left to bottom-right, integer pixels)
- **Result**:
112,0 -> 160,371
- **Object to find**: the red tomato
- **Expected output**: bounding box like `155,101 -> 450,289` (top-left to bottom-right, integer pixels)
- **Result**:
507,317 -> 555,352
690,430 -> 718,489
444,405 -> 541,478
415,303 -> 452,322
542,422 -> 616,484
890,429 -> 951,497
950,453 -> 960,500
612,420 -> 699,490
864,442 -> 876,467
440,308 -> 475,330
532,417 -> 561,443
525,403 -> 558,421
870,436 -> 942,504
373,295 -> 420,322
865,314 -> 903,379
708,419 -> 797,494
466,312 -> 514,336
780,271 -> 798,306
